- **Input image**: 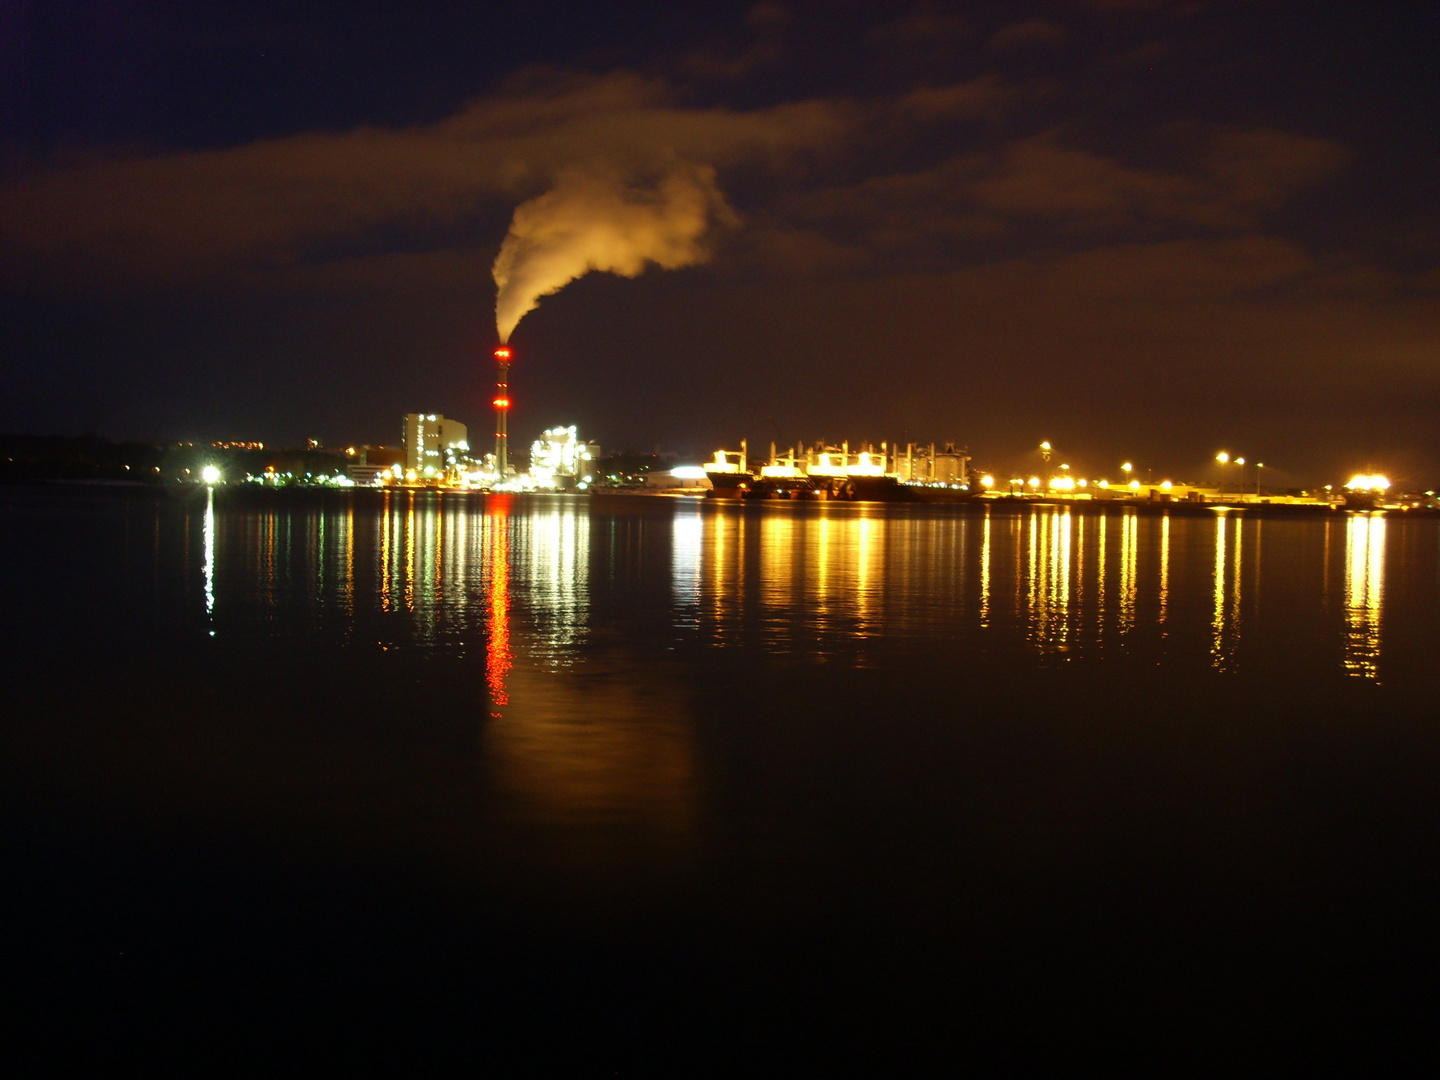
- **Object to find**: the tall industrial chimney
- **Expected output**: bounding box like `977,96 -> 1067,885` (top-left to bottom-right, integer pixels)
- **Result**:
493,345 -> 511,476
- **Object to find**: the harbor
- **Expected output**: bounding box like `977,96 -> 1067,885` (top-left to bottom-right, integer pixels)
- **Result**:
702,438 -> 1430,512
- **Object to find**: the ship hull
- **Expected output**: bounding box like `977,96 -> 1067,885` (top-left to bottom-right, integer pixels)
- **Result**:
705,471 -> 754,497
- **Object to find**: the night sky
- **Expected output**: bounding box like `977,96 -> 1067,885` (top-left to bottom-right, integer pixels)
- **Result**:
3,1 -> 1437,486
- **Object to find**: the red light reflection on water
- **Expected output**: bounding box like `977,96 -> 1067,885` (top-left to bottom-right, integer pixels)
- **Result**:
486,496 -> 512,715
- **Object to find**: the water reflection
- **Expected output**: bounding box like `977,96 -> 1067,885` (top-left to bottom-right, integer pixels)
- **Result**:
1343,513 -> 1386,680
1158,513 -> 1170,630
979,509 -> 992,628
683,504 -> 1272,669
203,489 -> 216,635
672,505 -> 703,630
1120,509 -> 1138,636
704,508 -> 745,647
190,495 -> 1419,690
759,511 -> 799,650
856,512 -> 882,636
527,501 -> 590,663
1211,510 -> 1242,671
486,497 -> 513,714
1027,508 -> 1073,653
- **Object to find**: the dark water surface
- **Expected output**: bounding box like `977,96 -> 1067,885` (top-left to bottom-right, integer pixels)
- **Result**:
5,486 -> 1439,1069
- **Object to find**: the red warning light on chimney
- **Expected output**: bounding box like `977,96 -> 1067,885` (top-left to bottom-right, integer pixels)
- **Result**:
494,346 -> 512,362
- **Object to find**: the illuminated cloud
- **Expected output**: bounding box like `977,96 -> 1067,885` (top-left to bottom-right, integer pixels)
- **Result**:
492,161 -> 738,342
0,69 -> 847,291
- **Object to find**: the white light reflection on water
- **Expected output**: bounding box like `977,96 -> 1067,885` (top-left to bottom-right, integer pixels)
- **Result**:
672,505 -> 703,631
202,488 -> 216,635
527,499 -> 590,662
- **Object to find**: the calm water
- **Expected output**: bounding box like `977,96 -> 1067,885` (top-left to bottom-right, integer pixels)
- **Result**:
6,486 -> 1440,1069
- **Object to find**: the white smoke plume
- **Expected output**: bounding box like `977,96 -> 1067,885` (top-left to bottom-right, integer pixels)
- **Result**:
492,161 -> 736,342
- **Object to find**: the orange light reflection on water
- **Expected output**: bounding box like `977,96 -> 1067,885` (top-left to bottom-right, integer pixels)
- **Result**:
486,496 -> 513,715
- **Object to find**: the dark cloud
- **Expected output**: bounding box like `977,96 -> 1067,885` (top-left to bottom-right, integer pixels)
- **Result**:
870,5 -> 971,47
988,19 -> 1067,51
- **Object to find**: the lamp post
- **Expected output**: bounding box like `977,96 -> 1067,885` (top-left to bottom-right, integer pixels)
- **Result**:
1040,441 -> 1052,493
1216,451 -> 1229,497
1121,461 -> 1132,495
1256,462 -> 1264,496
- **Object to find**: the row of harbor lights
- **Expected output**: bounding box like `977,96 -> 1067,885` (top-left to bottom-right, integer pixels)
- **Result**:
1215,451 -> 1263,495
1024,442 -> 1169,494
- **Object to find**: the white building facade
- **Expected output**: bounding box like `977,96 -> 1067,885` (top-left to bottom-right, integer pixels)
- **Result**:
403,413 -> 469,476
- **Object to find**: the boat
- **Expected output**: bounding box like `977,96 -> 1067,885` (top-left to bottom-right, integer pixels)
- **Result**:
704,442 -> 755,498
706,440 -> 977,502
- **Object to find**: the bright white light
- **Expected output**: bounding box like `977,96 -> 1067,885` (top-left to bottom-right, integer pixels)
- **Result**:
1346,474 -> 1390,492
671,466 -> 707,480
849,452 -> 885,477
201,465 -> 222,484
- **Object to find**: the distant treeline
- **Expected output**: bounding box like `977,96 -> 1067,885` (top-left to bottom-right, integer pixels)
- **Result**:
0,434 -> 348,483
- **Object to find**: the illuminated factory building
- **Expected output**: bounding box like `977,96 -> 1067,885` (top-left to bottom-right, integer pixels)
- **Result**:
529,425 -> 599,490
403,413 -> 469,479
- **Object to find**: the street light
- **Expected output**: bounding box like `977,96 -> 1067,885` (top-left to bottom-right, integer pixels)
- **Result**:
1216,451 -> 1230,496
1256,462 -> 1264,496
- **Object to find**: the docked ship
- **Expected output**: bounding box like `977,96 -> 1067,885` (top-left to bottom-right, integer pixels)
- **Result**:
706,440 -> 974,502
704,441 -> 756,497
